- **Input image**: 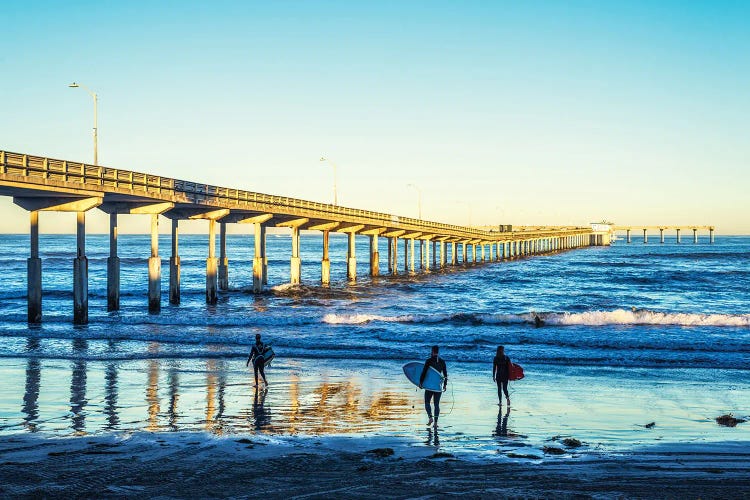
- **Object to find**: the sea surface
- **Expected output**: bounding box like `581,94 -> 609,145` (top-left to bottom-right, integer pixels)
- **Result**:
0,233 -> 748,453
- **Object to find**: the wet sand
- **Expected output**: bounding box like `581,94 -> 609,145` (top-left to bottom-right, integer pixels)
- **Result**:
1,356 -> 749,497
1,432 -> 749,498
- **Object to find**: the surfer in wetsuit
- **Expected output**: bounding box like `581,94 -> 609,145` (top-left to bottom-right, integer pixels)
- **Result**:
419,345 -> 448,427
246,334 -> 268,386
493,345 -> 511,406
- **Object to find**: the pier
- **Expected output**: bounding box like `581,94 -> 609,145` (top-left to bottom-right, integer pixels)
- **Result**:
2,149 -> 610,324
613,226 -> 715,244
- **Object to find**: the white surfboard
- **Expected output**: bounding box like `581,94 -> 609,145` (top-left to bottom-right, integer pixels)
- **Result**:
403,361 -> 445,392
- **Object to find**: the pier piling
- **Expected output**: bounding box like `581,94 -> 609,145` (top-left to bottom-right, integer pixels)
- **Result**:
73,211 -> 88,325
347,232 -> 357,281
290,226 -> 301,285
218,222 -> 228,291
28,211 -> 42,323
369,234 -> 380,276
321,230 -> 331,286
148,214 -> 161,313
107,213 -> 120,311
206,219 -> 218,304
169,219 -> 180,304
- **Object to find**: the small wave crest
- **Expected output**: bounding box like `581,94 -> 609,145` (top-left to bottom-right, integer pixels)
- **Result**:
543,309 -> 750,327
323,309 -> 750,327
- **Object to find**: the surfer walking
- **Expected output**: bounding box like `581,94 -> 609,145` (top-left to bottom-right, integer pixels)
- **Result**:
493,345 -> 511,406
419,345 -> 448,427
246,334 -> 268,386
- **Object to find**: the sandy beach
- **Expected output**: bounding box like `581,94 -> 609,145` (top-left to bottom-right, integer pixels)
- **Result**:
2,356 -> 749,497
1,432 -> 749,498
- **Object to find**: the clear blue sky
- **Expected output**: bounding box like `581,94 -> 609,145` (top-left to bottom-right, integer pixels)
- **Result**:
1,1 -> 748,234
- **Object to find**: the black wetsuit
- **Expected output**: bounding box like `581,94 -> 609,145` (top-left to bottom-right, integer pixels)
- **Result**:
420,355 -> 448,419
493,354 -> 510,401
247,342 -> 267,383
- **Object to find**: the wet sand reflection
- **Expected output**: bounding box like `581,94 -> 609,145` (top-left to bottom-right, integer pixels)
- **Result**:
21,338 -> 41,432
70,338 -> 87,434
18,355 -> 415,437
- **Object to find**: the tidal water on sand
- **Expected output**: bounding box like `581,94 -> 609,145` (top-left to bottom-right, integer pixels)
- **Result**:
0,233 -> 748,456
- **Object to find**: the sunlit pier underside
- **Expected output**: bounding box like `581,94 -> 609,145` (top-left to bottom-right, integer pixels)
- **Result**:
613,225 -> 715,244
2,150 -> 606,324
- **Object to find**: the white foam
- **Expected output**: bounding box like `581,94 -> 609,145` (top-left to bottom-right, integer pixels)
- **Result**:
544,309 -> 750,327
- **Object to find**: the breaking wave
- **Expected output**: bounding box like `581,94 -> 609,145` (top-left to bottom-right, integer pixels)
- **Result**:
323,309 -> 750,327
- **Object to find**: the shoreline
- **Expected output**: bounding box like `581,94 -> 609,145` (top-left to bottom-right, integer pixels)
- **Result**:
2,357 -> 748,454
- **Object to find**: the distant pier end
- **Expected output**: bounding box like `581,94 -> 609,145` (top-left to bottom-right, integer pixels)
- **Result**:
613,225 -> 715,244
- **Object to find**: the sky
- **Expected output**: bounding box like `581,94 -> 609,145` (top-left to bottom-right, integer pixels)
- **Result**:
1,0 -> 748,234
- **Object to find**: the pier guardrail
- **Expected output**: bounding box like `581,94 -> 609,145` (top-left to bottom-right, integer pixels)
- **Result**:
0,150 -> 591,241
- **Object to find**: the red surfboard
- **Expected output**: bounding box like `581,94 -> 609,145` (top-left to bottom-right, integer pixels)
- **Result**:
509,362 -> 524,381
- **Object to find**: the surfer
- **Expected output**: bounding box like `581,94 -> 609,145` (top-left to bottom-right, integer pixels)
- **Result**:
246,334 -> 268,386
419,345 -> 448,427
493,345 -> 511,406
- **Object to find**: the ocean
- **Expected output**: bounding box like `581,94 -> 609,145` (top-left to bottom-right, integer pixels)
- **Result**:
0,233 -> 748,453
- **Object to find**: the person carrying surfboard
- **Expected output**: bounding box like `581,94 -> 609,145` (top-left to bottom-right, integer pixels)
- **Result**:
246,334 -> 268,386
419,345 -> 448,427
493,345 -> 511,406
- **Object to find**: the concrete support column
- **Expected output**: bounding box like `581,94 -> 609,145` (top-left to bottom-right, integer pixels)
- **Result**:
440,241 -> 446,268
347,232 -> 357,281
392,237 -> 399,275
626,229 -> 631,243
424,240 -> 430,271
218,222 -> 229,291
73,211 -> 88,325
107,213 -> 120,311
676,228 -> 681,244
261,224 -> 268,285
403,239 -> 409,273
643,229 -> 648,244
693,229 -> 698,244
480,244 -> 485,262
462,242 -> 468,263
206,219 -> 218,304
321,230 -> 331,285
710,229 -> 714,244
148,214 -> 161,313
369,234 -> 379,276
409,238 -> 416,273
419,240 -> 425,270
169,219 -> 180,304
660,228 -> 665,244
290,227 -> 301,285
450,242 -> 457,265
28,211 -> 42,324
387,236 -> 393,274
432,241 -> 437,269
253,223 -> 265,293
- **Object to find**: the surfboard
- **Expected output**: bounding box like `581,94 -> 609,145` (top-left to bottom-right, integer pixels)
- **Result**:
253,345 -> 275,366
402,361 -> 445,392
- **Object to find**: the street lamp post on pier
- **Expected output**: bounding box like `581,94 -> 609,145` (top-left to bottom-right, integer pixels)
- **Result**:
319,157 -> 338,205
68,82 -> 98,165
406,183 -> 422,219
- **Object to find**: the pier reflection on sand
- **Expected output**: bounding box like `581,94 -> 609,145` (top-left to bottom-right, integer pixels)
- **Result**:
8,343 -> 414,437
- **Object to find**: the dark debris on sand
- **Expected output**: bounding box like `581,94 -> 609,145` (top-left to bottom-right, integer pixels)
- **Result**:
716,414 -> 747,427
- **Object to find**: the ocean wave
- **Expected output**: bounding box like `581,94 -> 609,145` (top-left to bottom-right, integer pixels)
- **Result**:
543,309 -> 750,327
323,309 -> 750,327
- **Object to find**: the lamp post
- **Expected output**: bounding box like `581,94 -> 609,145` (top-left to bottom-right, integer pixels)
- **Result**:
68,82 -> 98,165
406,183 -> 422,219
319,157 -> 338,205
